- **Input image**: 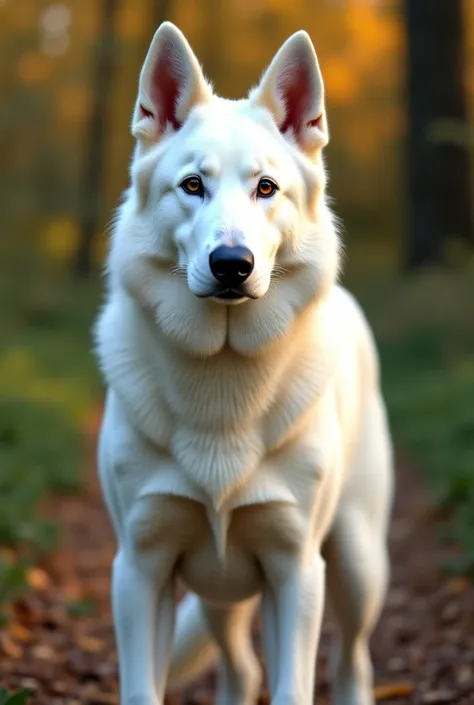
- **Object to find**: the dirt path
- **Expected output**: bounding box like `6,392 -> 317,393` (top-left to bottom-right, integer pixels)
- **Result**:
1,418 -> 473,704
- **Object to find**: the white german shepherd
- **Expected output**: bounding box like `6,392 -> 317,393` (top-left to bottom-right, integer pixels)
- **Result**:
95,22 -> 394,705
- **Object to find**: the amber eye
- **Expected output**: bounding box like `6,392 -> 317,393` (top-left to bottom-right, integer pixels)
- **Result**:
257,178 -> 278,198
181,176 -> 204,196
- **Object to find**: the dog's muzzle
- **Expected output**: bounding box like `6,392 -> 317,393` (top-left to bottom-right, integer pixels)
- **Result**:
192,246 -> 257,301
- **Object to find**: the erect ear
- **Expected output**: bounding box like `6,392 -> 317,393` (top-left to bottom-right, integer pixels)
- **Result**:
249,31 -> 328,157
132,22 -> 213,145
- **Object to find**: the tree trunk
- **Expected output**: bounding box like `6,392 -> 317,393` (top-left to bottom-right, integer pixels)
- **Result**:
404,0 -> 473,269
153,0 -> 173,26
200,0 -> 227,94
75,0 -> 117,277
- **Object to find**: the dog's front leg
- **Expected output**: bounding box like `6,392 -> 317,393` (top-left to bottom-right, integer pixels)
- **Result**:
262,553 -> 325,705
112,550 -> 175,705
153,579 -> 176,703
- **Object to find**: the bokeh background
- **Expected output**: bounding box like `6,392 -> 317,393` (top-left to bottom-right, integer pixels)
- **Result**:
0,0 -> 474,700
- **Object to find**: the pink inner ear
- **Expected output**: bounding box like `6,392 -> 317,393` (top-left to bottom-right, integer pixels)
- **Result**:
278,61 -> 313,137
308,114 -> 323,129
140,105 -> 154,119
144,39 -> 184,131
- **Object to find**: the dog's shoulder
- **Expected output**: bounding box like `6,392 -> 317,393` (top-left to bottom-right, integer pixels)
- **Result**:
95,292 -> 175,449
326,286 -> 379,364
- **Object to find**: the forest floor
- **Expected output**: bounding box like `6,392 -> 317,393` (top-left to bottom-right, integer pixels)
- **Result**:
0,410 -> 474,705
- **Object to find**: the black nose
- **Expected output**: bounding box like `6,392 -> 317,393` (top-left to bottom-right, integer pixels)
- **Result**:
209,246 -> 254,288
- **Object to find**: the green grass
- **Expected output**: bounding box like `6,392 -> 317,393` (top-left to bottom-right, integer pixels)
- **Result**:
381,331 -> 474,567
347,253 -> 474,575
0,252 -> 102,607
0,688 -> 30,705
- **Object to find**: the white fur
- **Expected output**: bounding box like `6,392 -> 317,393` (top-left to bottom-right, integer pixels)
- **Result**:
95,22 -> 394,705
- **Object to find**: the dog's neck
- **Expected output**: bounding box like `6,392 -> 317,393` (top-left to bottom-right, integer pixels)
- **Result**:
96,284 -> 336,509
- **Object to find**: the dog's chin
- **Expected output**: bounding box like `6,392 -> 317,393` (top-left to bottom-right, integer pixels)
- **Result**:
210,293 -> 249,306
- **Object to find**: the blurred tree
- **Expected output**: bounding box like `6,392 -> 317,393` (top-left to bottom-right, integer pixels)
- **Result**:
200,0 -> 227,95
75,0 -> 118,277
153,0 -> 174,25
405,0 -> 473,269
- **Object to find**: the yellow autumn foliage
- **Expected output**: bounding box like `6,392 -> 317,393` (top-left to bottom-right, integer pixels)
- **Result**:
323,57 -> 358,104
17,53 -> 53,86
118,2 -> 148,39
0,0 -> 472,254
57,85 -> 90,122
41,217 -> 80,261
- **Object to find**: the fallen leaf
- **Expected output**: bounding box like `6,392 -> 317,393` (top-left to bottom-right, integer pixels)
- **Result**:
456,663 -> 473,686
387,656 -> 408,674
374,682 -> 415,700
64,581 -> 83,601
420,691 -> 456,704
26,568 -> 50,591
0,633 -> 23,659
52,681 -> 69,694
0,548 -> 16,563
10,623 -> 32,643
185,691 -> 213,705
408,645 -> 426,667
386,587 -> 409,608
81,691 -> 117,704
19,678 -> 38,692
443,577 -> 469,595
77,636 -> 105,654
31,643 -> 55,660
440,601 -> 460,624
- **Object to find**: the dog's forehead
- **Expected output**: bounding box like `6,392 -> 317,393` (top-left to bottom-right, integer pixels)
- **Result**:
180,99 -> 283,170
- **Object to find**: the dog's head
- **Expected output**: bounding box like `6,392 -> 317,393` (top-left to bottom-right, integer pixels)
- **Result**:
112,23 -> 340,354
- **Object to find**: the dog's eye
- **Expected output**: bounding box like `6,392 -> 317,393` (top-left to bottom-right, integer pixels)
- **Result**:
257,178 -> 278,199
180,176 -> 204,196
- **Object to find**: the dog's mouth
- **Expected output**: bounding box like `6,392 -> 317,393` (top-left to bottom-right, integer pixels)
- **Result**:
196,287 -> 257,302
215,289 -> 247,300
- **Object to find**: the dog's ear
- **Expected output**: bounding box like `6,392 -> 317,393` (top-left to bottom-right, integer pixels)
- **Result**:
132,22 -> 212,146
250,31 -> 328,157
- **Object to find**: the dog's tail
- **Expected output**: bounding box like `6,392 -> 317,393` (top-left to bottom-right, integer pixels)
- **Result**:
167,592 -> 219,687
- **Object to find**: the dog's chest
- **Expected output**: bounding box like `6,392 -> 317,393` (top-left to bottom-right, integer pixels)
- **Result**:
129,493 -> 307,604
155,347 -> 292,507
160,346 -> 283,429
118,330 -> 332,512
102,302 -> 332,510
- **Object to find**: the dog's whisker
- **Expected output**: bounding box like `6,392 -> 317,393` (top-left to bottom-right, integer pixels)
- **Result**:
191,272 -> 211,289
270,265 -> 288,279
169,265 -> 188,280
270,272 -> 285,283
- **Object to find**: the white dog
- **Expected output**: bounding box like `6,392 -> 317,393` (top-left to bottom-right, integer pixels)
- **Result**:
95,22 -> 394,705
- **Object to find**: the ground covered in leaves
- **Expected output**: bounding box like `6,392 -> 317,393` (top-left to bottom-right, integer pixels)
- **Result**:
0,419 -> 473,705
